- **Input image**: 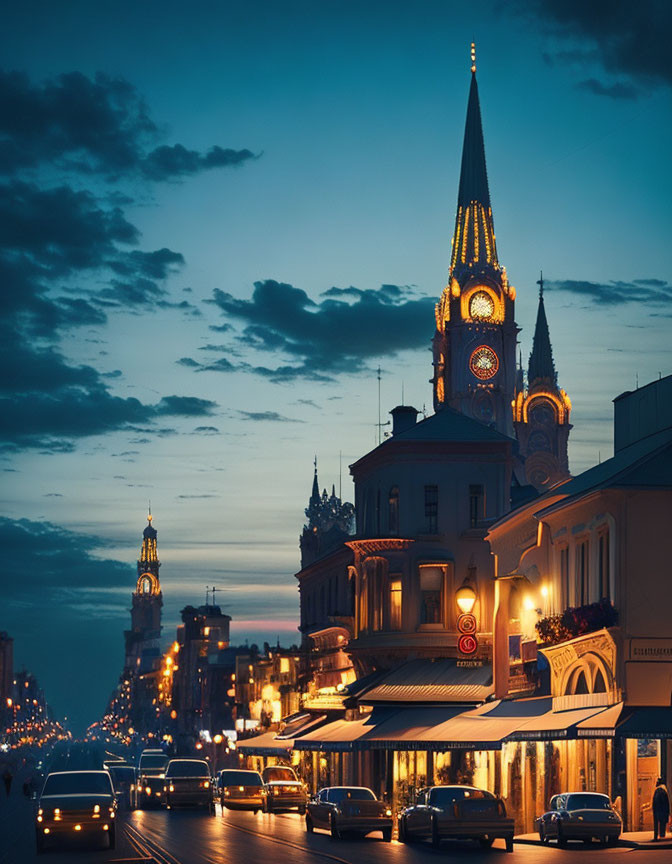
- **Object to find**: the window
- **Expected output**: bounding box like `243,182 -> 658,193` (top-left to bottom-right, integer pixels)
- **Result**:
560,546 -> 569,608
575,540 -> 589,605
424,485 -> 438,534
469,484 -> 484,528
389,577 -> 402,631
598,531 -> 610,601
420,566 -> 443,625
388,487 -> 400,535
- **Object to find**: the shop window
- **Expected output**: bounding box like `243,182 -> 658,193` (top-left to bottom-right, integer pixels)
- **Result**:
469,484 -> 484,528
388,487 -> 400,535
598,530 -> 610,601
419,565 -> 444,625
389,577 -> 402,631
424,485 -> 438,534
575,539 -> 589,605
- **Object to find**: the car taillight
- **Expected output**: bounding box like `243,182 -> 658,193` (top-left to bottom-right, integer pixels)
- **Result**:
203,780 -> 210,788
169,784 -> 175,792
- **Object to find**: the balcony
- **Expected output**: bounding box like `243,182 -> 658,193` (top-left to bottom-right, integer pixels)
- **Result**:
535,599 -> 618,647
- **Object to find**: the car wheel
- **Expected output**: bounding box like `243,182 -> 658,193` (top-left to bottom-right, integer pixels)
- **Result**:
431,816 -> 441,849
505,835 -> 514,853
306,813 -> 314,833
398,817 -> 408,843
539,825 -> 547,844
382,827 -> 392,842
479,836 -> 495,848
108,826 -> 116,850
330,814 -> 342,840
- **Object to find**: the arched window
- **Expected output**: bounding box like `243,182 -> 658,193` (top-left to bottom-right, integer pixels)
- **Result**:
388,487 -> 400,535
593,670 -> 607,693
573,670 -> 589,695
141,576 -> 152,594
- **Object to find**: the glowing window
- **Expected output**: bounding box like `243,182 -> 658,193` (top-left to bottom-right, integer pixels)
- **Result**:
389,578 -> 402,631
469,290 -> 495,321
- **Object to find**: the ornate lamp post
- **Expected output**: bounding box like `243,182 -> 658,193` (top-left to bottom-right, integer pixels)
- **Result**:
455,579 -> 478,658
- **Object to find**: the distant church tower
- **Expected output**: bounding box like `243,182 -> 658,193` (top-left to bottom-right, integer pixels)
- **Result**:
432,44 -> 518,436
514,275 -> 572,491
124,511 -> 163,673
300,461 -> 354,569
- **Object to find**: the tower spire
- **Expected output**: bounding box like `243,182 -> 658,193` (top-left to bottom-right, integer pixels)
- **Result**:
528,272 -> 556,384
450,46 -> 499,279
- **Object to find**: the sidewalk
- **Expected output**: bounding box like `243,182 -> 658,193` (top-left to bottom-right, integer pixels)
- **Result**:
516,831 -> 672,850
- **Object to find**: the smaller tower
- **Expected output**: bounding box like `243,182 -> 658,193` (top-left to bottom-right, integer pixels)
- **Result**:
300,461 -> 354,568
514,274 -> 572,491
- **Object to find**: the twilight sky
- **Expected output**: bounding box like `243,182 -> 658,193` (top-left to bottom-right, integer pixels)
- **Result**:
1,0 -> 671,733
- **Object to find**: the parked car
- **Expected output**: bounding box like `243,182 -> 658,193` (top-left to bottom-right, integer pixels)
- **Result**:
107,765 -> 136,810
536,792 -> 621,846
398,785 -> 514,852
218,769 -> 265,812
306,786 -> 393,841
134,751 -> 169,809
164,759 -> 214,811
262,765 -> 307,814
35,770 -> 117,854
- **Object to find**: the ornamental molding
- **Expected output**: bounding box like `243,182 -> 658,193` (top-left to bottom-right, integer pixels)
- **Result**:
346,538 -> 415,556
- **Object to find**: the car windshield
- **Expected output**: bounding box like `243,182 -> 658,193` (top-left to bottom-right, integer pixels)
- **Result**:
139,755 -> 168,770
108,767 -> 134,783
42,772 -> 113,796
166,761 -> 210,778
328,788 -> 376,803
429,787 -> 491,807
264,767 -> 297,783
567,794 -> 611,811
220,771 -> 263,786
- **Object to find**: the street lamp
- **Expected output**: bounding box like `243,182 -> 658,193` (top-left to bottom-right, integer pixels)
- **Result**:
455,580 -> 477,615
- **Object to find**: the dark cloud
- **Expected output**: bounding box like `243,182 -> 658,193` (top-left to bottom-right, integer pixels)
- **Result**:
181,280 -> 435,381
0,516 -> 133,732
0,69 -> 257,179
176,493 -> 219,499
546,277 -> 671,306
576,78 -> 638,100
513,1 -> 672,92
193,426 -> 220,434
155,395 -> 216,416
238,410 -> 304,423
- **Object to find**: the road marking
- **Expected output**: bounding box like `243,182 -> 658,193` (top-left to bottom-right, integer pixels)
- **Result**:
125,821 -> 180,864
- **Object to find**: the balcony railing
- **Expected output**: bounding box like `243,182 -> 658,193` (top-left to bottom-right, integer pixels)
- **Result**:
535,599 -> 618,647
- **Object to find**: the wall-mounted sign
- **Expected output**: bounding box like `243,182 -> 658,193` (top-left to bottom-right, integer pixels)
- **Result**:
458,633 -> 478,655
629,639 -> 672,662
458,611 -> 478,656
457,613 -> 477,634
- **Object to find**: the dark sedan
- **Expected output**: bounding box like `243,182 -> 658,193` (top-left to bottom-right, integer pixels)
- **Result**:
398,785 -> 514,852
219,769 -> 265,812
107,765 -> 136,810
306,786 -> 393,841
536,792 -> 621,845
35,770 -> 117,853
134,751 -> 169,809
164,759 -> 214,811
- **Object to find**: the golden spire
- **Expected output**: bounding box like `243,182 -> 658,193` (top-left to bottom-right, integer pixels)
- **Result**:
471,41 -> 476,74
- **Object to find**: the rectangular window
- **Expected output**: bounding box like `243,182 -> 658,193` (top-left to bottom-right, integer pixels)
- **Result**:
424,485 -> 438,534
388,487 -> 400,535
389,577 -> 402,631
576,540 -> 589,606
560,546 -> 569,608
469,484 -> 484,528
419,565 -> 443,625
598,531 -> 610,601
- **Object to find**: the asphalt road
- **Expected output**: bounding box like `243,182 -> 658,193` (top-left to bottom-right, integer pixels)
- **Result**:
4,801 -> 666,864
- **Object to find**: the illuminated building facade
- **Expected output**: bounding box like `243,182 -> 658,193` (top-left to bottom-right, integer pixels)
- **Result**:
431,47 -> 518,438
124,512 -> 163,676
513,277 -> 572,491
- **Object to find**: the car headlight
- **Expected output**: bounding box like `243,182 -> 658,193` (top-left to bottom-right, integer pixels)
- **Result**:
93,804 -> 100,813
145,786 -> 151,795
169,784 -> 175,792
159,773 -> 165,779
224,789 -> 230,796
385,808 -> 392,816
203,780 -> 210,788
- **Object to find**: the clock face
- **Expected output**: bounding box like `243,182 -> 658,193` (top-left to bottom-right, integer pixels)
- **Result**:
470,345 -> 499,380
469,290 -> 495,321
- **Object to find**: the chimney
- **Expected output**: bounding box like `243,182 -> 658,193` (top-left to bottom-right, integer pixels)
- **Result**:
390,405 -> 419,436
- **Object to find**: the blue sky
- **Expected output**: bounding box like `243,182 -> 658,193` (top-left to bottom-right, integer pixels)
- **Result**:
1,0 -> 670,732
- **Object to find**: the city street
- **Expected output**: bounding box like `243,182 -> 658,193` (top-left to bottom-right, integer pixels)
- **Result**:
4,797 -> 669,864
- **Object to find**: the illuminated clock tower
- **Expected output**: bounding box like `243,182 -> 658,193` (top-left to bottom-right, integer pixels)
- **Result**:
432,45 -> 518,437
124,511 -> 163,673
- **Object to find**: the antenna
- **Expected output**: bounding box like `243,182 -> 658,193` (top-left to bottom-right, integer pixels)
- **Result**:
377,366 -> 382,445
636,373 -> 639,389
147,500 -> 152,522
211,586 -> 218,606
205,585 -> 209,607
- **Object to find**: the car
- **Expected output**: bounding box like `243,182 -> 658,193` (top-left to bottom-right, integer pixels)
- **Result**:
35,770 -> 117,854
218,769 -> 265,812
306,786 -> 393,841
536,792 -> 622,846
107,765 -> 136,810
164,759 -> 214,811
262,765 -> 307,814
398,785 -> 514,852
134,751 -> 169,808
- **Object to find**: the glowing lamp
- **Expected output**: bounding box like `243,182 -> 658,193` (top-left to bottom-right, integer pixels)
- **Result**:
213,734 -> 223,744
523,595 -> 535,611
455,581 -> 477,615
540,586 -> 549,598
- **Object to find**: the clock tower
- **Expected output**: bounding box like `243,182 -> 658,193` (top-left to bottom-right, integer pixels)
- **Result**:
432,46 -> 518,437
124,511 -> 163,674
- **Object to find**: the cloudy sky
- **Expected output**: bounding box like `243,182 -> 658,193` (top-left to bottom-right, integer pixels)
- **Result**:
1,0 -> 670,733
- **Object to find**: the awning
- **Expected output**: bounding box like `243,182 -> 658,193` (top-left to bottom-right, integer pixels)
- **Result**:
616,707 -> 672,738
576,703 -> 624,738
237,731 -> 294,756
276,713 -> 327,740
360,706 -> 471,750
507,702 -> 615,741
359,658 -> 493,705
293,713 -> 385,751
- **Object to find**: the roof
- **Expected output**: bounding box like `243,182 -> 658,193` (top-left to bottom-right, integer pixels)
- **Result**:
528,287 -> 557,385
359,659 -> 493,705
390,406 -> 512,444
